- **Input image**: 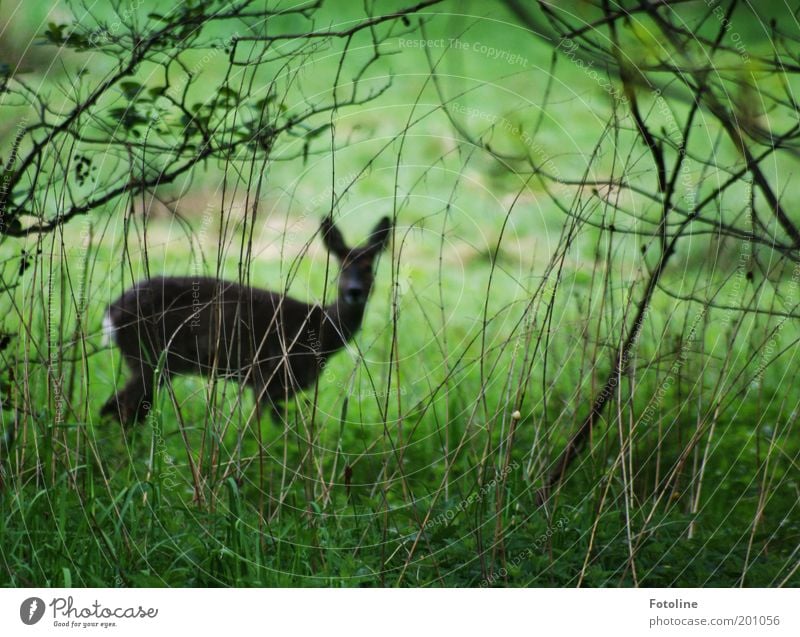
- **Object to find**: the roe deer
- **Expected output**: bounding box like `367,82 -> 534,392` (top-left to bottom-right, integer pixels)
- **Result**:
101,216 -> 392,425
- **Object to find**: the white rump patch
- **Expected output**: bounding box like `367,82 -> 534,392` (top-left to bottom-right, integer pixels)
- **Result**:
101,311 -> 116,347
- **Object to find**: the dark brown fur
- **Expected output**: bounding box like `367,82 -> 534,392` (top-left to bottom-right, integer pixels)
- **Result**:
101,217 -> 391,425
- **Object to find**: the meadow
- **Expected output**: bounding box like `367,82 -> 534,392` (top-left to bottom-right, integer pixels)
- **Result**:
0,0 -> 798,587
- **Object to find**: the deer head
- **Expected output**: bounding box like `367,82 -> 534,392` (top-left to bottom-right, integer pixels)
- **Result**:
321,216 -> 392,307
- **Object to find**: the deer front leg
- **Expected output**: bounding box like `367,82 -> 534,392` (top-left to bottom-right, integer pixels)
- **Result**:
249,381 -> 285,425
263,396 -> 286,424
101,373 -> 154,426
248,359 -> 288,425
250,379 -> 283,425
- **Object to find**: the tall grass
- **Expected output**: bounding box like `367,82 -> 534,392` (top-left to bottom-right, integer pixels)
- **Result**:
1,0 -> 799,587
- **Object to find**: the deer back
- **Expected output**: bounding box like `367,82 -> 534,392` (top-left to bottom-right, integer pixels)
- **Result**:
106,276 -> 328,395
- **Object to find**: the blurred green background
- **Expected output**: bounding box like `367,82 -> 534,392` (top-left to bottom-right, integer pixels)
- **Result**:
0,0 -> 798,587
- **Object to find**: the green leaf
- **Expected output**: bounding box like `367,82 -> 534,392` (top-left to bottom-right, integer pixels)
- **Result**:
218,86 -> 239,102
306,123 -> 332,140
431,523 -> 459,543
120,81 -> 145,100
44,23 -> 66,45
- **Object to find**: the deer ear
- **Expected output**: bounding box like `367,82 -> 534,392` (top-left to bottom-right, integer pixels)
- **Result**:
321,217 -> 349,259
365,216 -> 392,255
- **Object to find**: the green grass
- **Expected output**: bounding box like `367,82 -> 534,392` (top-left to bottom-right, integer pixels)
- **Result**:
1,0 -> 799,587
1,206 -> 796,586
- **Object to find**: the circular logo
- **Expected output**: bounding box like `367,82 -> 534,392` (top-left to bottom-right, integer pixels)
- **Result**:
20,597 -> 45,625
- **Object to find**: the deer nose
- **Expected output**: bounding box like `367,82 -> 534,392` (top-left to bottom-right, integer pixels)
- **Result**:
343,286 -> 365,304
